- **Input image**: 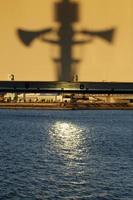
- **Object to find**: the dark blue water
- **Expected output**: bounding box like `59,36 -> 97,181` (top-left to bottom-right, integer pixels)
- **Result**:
0,109 -> 133,200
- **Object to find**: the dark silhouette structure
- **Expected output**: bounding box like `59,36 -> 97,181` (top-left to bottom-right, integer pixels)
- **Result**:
17,0 -> 115,81
1,81 -> 133,94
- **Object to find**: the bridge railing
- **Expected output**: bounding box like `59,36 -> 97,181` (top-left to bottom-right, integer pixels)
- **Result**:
0,81 -> 133,94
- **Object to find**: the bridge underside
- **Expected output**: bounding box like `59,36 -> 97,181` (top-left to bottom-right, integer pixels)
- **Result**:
1,81 -> 133,94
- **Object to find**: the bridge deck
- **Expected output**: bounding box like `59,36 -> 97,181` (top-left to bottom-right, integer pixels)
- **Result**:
0,81 -> 133,94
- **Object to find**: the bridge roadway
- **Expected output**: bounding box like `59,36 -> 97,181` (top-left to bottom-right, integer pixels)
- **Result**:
1,81 -> 133,94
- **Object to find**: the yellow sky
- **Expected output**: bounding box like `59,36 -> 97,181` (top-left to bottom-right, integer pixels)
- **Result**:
0,0 -> 133,81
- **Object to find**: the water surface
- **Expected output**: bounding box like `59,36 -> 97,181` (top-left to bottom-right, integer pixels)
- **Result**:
0,109 -> 133,199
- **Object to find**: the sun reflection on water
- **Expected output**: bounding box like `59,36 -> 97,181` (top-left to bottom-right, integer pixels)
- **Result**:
49,121 -> 85,161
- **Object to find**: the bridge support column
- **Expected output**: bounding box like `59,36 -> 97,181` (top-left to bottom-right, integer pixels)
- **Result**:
23,93 -> 26,102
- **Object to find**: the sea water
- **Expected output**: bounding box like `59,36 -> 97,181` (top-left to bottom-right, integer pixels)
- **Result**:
0,109 -> 133,200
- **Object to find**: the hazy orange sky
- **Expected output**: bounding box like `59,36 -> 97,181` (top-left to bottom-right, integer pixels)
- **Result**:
0,0 -> 133,81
